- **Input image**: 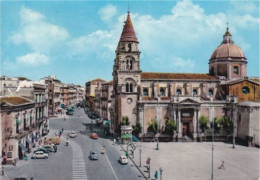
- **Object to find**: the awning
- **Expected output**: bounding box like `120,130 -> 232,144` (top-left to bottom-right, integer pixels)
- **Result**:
32,134 -> 38,142
26,139 -> 34,147
121,134 -> 132,139
18,143 -> 28,152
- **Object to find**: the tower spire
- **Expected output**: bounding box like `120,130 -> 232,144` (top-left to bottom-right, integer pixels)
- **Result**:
119,11 -> 138,43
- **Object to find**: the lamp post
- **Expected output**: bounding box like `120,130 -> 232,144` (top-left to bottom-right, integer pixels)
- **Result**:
232,99 -> 237,149
156,97 -> 160,150
139,148 -> 142,167
159,167 -> 163,180
210,97 -> 214,180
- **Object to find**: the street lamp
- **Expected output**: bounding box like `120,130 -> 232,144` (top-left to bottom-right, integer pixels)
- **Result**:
210,96 -> 214,180
139,148 -> 142,167
156,96 -> 160,150
232,98 -> 237,149
159,167 -> 163,180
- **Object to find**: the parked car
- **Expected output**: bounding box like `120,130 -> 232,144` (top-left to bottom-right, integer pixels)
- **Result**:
31,151 -> 48,159
89,151 -> 98,160
44,137 -> 61,145
89,133 -> 99,139
34,148 -> 50,154
119,155 -> 128,164
69,132 -> 77,138
42,144 -> 56,152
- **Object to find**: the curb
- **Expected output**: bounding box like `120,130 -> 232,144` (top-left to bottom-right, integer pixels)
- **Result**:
119,143 -> 148,180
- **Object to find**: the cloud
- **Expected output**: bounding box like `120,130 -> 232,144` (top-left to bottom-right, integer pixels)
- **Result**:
68,29 -> 119,61
68,0 -> 258,73
16,53 -> 49,66
98,4 -> 117,22
10,7 -> 69,53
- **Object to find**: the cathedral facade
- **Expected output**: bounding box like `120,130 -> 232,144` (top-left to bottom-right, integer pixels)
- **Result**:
110,12 -> 259,143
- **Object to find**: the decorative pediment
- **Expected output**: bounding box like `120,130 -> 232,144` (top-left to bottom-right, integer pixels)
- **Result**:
178,98 -> 200,105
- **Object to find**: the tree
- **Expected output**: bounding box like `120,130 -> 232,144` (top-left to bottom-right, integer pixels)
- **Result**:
121,116 -> 130,126
132,122 -> 142,136
147,118 -> 158,133
164,118 -> 177,136
199,115 -> 209,133
215,116 -> 233,134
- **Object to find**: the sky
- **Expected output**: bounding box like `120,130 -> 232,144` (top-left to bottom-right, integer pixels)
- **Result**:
1,0 -> 259,86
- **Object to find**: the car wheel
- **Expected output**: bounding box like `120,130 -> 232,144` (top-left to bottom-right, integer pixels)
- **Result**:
45,156 -> 48,159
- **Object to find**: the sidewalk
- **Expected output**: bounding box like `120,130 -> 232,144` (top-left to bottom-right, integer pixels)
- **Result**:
120,141 -> 259,180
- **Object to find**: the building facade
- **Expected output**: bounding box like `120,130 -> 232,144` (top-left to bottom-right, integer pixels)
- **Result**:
85,78 -> 106,111
1,96 -> 36,164
108,12 -> 259,145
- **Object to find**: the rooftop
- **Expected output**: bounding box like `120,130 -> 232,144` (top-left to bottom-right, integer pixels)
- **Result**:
0,96 -> 32,105
141,72 -> 217,80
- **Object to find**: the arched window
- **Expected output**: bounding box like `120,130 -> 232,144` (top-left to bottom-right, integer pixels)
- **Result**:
130,83 -> 133,92
210,67 -> 214,75
160,88 -> 165,96
208,89 -> 214,96
126,83 -> 129,92
126,57 -> 134,70
242,86 -> 250,94
176,89 -> 182,95
129,60 -> 133,70
124,78 -> 136,93
128,44 -> 131,52
233,66 -> 239,74
143,88 -> 148,96
193,89 -> 198,96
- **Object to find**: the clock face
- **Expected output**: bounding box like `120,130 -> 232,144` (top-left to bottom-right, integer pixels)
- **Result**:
127,98 -> 132,104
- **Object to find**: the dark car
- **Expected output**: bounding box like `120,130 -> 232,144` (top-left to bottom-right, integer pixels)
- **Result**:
34,148 -> 50,154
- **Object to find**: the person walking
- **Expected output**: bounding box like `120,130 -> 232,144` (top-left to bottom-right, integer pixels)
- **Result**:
218,161 -> 225,170
125,150 -> 129,159
154,170 -> 158,180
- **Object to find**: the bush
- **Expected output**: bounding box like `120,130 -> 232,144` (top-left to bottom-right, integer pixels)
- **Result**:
147,118 -> 158,133
132,122 -> 142,136
121,116 -> 130,126
164,118 -> 177,136
211,116 -> 233,134
199,115 -> 209,133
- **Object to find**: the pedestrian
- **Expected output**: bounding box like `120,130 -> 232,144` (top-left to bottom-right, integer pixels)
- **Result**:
62,128 -> 64,133
2,167 -> 4,176
125,150 -> 129,159
113,138 -> 116,145
218,161 -> 225,170
154,170 -> 158,180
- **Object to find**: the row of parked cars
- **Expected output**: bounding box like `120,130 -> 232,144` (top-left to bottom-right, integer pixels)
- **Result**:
31,137 -> 61,159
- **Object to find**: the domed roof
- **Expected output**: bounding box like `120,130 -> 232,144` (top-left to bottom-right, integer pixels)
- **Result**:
210,27 -> 245,60
211,43 -> 245,59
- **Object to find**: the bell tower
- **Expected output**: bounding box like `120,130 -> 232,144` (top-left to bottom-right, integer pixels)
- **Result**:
112,11 -> 141,130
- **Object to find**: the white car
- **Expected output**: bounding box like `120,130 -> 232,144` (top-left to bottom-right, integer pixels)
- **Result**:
119,155 -> 128,164
69,132 -> 77,138
31,151 -> 48,159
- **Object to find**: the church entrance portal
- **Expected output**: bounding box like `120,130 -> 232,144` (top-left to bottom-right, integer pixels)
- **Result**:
182,122 -> 190,137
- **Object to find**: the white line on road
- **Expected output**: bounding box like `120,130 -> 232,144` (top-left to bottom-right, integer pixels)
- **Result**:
105,154 -> 119,180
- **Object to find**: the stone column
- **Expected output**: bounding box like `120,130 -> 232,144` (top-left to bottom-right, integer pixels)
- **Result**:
138,104 -> 144,134
178,109 -> 182,138
153,83 -> 157,98
173,108 -> 177,123
170,83 -> 173,97
193,109 -> 197,139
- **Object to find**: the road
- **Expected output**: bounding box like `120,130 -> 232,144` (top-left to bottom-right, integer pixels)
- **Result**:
4,107 -> 144,180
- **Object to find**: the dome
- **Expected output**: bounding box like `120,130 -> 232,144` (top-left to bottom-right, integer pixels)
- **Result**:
210,27 -> 245,60
210,43 -> 245,59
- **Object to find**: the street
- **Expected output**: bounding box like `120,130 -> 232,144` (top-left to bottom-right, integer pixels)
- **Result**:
3,108 -> 144,180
